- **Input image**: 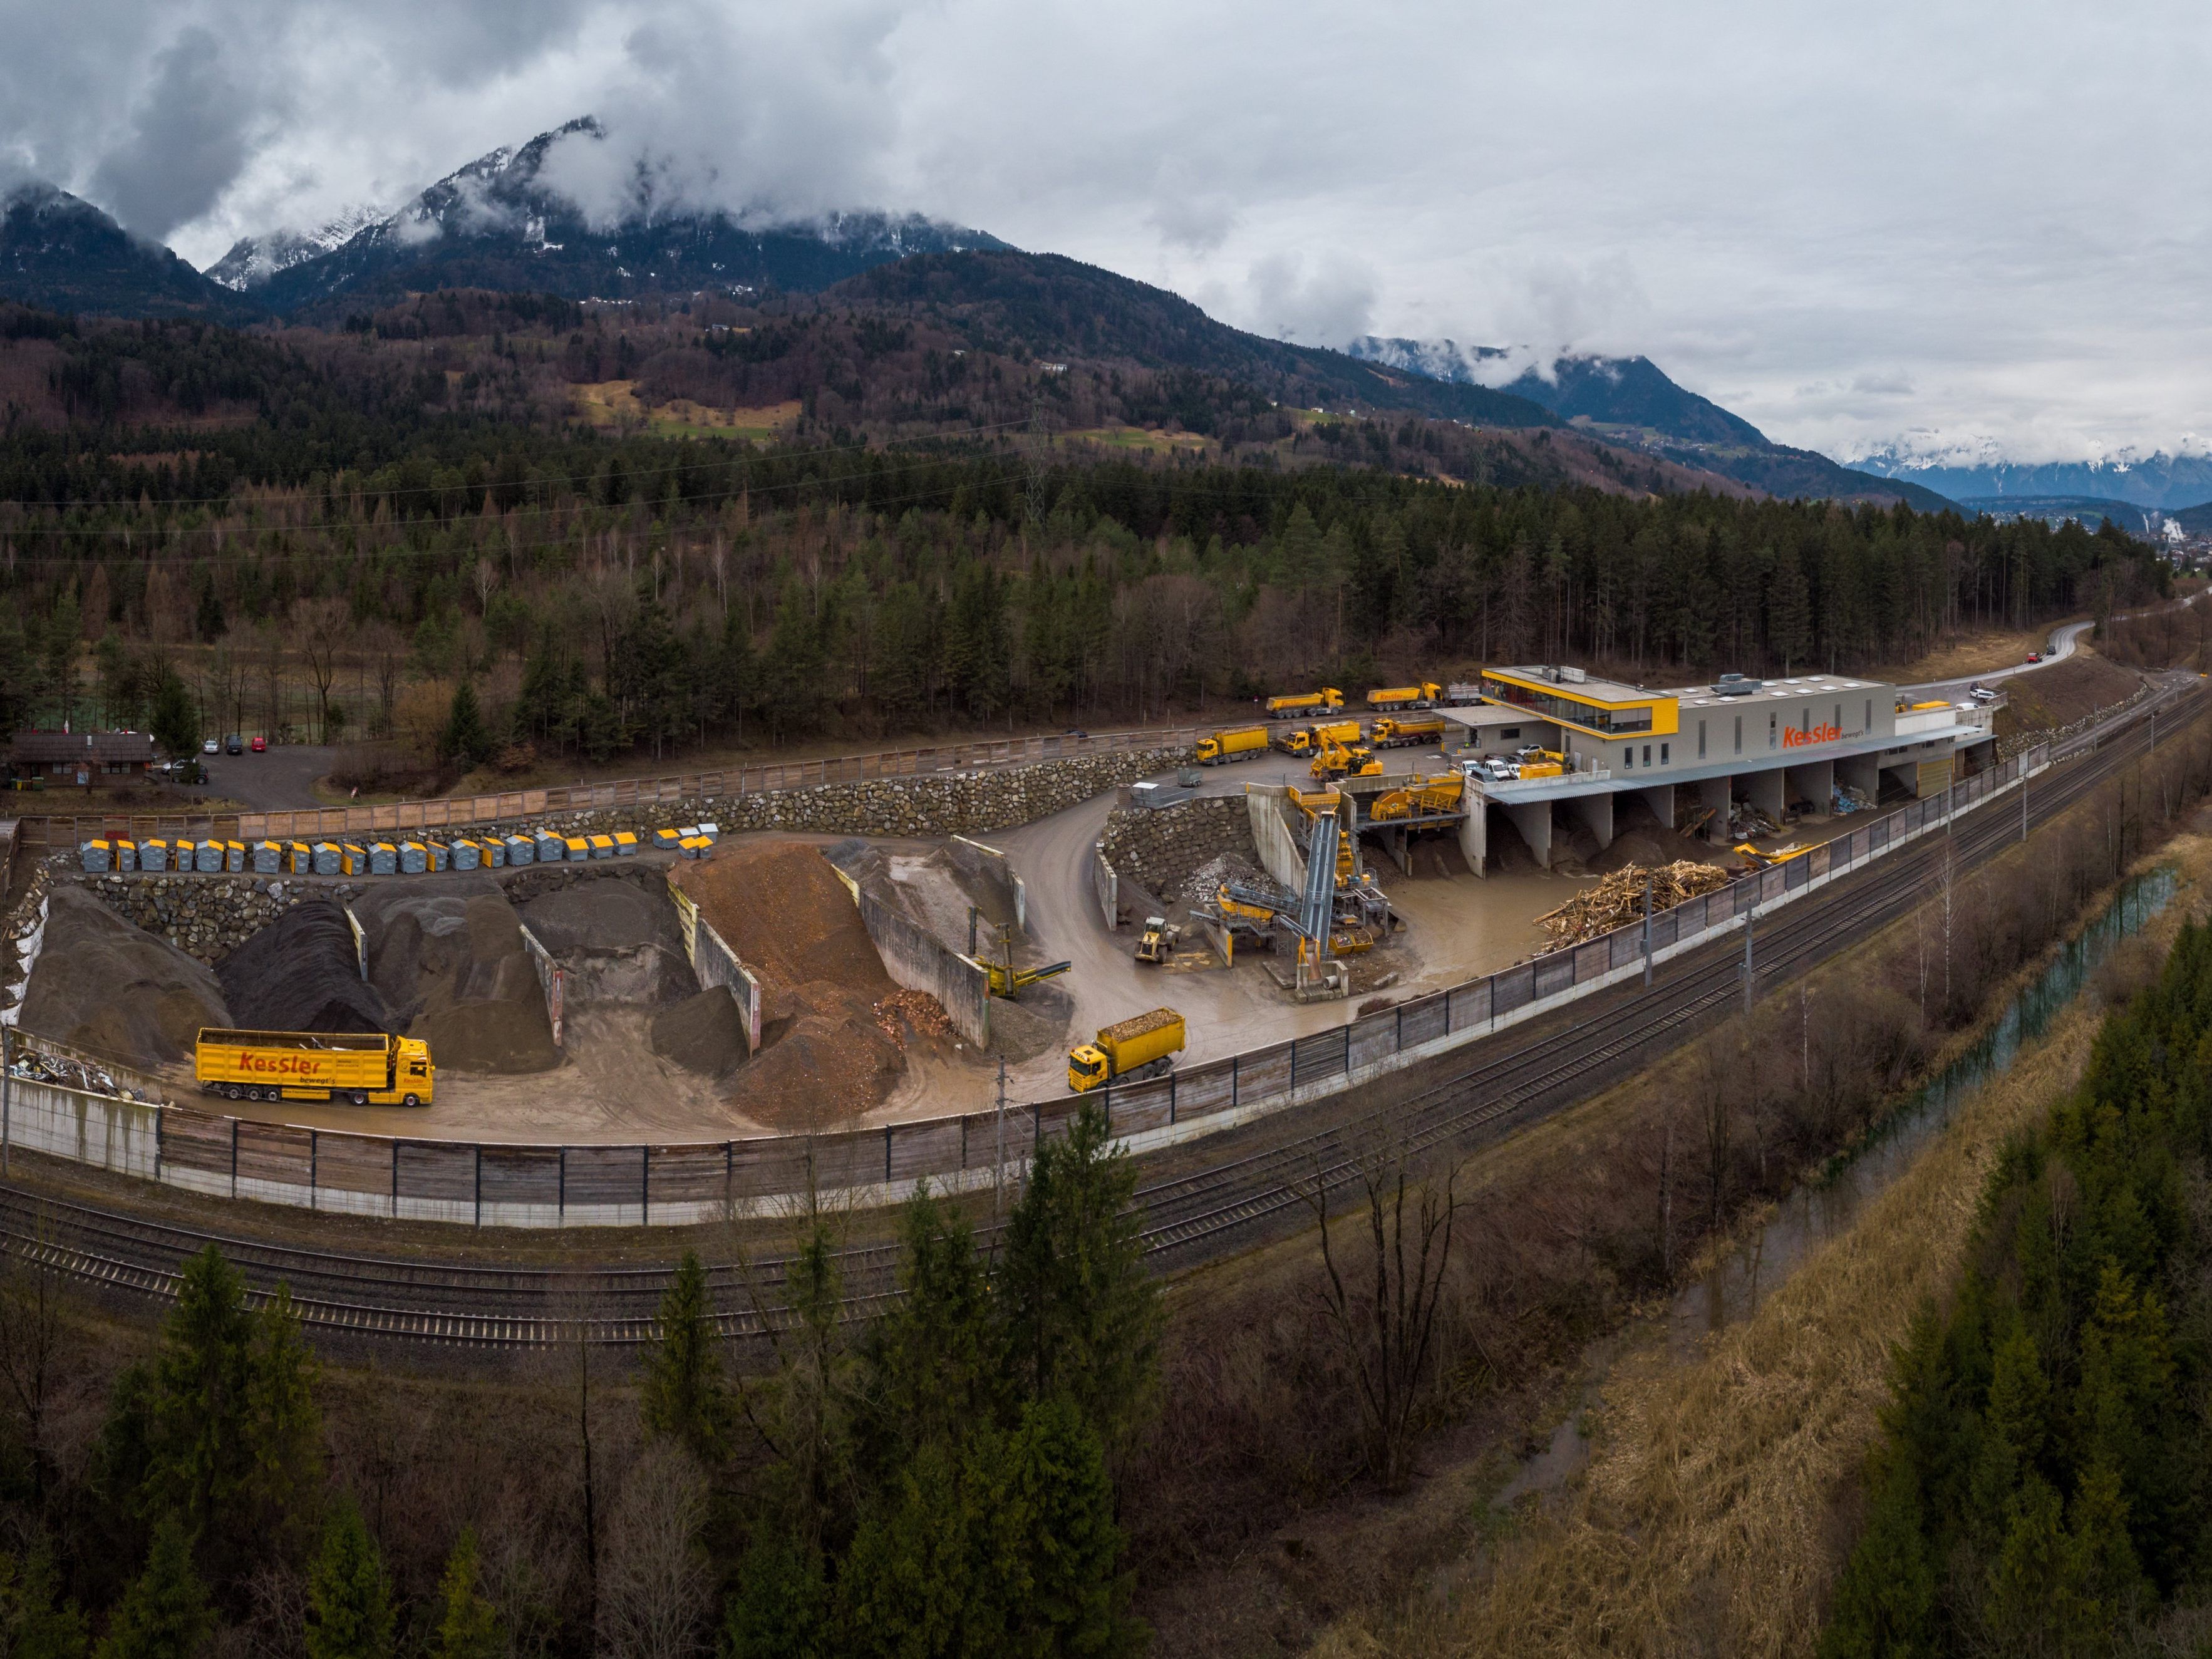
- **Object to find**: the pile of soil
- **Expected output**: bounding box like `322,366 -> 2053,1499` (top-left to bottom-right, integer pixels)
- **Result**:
23,886 -> 230,1068
669,842 -> 907,1126
981,980 -> 1075,1063
352,876 -> 558,1075
518,877 -> 691,1006
216,900 -> 393,1033
649,987 -> 748,1078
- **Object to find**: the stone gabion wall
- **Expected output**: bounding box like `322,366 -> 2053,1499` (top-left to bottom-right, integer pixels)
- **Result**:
1098,795 -> 1256,902
522,745 -> 1195,841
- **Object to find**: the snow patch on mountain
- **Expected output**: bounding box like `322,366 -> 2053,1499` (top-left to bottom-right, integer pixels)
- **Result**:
204,204 -> 384,291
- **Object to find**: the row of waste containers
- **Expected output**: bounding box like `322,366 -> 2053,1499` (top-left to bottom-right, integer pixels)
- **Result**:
79,824 -> 721,876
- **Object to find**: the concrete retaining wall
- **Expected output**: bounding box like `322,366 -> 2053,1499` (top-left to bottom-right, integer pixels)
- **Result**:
1246,787 -> 1308,894
1098,795 -> 1255,904
841,881 -> 993,1048
947,835 -> 1026,936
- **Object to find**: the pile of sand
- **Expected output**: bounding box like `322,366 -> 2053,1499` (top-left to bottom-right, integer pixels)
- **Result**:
217,900 -> 393,1033
669,842 -> 907,1126
649,987 -> 748,1077
518,877 -> 691,1006
22,886 -> 230,1068
352,876 -> 558,1075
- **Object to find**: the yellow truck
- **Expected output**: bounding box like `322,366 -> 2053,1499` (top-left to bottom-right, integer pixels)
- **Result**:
1365,681 -> 1442,711
1370,715 -> 1448,748
1371,772 -> 1465,820
195,1028 -> 435,1107
1068,1008 -> 1186,1092
1264,687 -> 1344,716
1196,724 -> 1270,765
1279,718 -> 1363,757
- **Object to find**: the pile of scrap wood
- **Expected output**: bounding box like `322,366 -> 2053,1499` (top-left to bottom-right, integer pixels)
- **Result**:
1536,861 -> 1733,946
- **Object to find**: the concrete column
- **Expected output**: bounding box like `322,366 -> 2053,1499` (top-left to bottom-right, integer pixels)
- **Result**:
1698,775 -> 1733,844
1506,800 -> 1553,869
1742,767 -> 1786,822
1784,758 -> 1834,814
1460,798 -> 1489,877
1571,790 -> 1615,854
1883,760 -> 1922,798
1638,784 -> 1675,834
1837,753 -> 1879,802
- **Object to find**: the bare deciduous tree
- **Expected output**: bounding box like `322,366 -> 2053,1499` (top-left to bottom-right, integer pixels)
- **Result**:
595,1442 -> 712,1659
1306,1144 -> 1462,1490
0,1238 -> 69,1507
294,598 -> 347,742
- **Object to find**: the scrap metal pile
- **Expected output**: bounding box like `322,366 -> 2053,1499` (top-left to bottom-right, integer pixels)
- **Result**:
1536,861 -> 1734,948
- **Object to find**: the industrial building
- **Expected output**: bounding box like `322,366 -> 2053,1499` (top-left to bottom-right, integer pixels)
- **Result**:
1442,665 -> 1998,873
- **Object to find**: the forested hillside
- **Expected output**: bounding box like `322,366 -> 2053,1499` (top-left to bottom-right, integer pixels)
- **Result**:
0,302 -> 2163,779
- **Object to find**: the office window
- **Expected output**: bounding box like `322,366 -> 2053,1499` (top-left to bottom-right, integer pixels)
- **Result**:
1734,715 -> 1742,755
1643,744 -> 1651,766
1834,703 -> 1842,733
1501,727 -> 1521,740
1865,699 -> 1873,732
1698,719 -> 1707,758
1660,742 -> 1669,764
1623,746 -> 1633,769
1769,713 -> 1778,748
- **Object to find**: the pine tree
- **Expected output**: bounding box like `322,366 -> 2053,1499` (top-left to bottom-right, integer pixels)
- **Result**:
720,1534 -> 825,1659
1816,1456 -> 1937,1658
641,1251 -> 731,1464
440,681 -> 491,770
304,1502 -> 393,1659
1008,1395 -> 1140,1656
0,1545 -> 90,1659
1766,547 -> 1812,673
148,673 -> 199,764
94,1519 -> 212,1659
430,1531 -> 501,1659
859,1184 -> 1005,1476
1002,1102 -> 1160,1454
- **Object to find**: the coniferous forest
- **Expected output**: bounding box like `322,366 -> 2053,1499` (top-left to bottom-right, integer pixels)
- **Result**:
0,301 -> 2165,778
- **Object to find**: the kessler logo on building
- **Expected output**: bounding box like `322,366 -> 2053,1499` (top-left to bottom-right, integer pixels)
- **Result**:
1782,723 -> 1842,748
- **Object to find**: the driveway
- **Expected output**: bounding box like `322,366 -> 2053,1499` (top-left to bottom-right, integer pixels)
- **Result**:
204,744 -> 343,812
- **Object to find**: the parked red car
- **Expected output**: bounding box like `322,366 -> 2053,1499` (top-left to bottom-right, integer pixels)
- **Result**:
250,735 -> 267,752
2026,651 -> 2042,663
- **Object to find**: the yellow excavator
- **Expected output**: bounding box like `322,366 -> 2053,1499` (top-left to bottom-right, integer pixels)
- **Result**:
974,922 -> 1072,998
1309,733 -> 1383,782
1734,841 -> 1814,872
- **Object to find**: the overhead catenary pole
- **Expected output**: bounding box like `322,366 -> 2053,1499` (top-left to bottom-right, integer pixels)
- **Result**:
1642,872 -> 1654,988
1742,907 -> 1755,1018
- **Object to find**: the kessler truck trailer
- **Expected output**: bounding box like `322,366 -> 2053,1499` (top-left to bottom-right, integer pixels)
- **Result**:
195,1028 -> 435,1106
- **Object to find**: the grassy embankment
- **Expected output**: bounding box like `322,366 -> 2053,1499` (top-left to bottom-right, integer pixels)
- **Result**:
1313,825 -> 2212,1658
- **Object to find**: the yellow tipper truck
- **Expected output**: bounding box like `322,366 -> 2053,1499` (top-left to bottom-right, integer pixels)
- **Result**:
1196,725 -> 1269,764
1370,715 -> 1447,748
1068,1008 -> 1186,1093
195,1028 -> 435,1107
1365,681 -> 1442,711
1279,718 -> 1363,757
1264,687 -> 1344,716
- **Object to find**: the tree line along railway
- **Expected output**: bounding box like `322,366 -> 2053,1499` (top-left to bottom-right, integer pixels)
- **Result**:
0,674 -> 2201,1351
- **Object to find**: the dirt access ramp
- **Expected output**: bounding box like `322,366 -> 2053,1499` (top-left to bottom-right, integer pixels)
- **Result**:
667,840 -> 911,1132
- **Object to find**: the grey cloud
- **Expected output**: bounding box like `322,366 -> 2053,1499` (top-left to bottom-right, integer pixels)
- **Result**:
1247,252 -> 1377,346
88,28 -> 256,237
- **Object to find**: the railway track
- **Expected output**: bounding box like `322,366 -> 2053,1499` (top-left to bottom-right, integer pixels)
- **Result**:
0,681 -> 2199,1348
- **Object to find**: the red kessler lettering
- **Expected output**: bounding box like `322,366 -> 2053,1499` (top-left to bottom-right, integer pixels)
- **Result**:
1782,723 -> 1842,748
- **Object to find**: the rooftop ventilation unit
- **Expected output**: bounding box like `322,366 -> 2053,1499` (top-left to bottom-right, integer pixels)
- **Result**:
1714,673 -> 1762,697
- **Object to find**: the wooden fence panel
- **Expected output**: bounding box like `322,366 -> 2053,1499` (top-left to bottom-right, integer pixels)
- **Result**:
396,1141 -> 475,1202
478,1145 -> 562,1206
648,1144 -> 728,1207
234,1121 -> 311,1186
1168,1059 -> 1237,1119
564,1145 -> 646,1206
887,1119 -> 963,1183
159,1110 -> 232,1177
313,1132 -> 392,1197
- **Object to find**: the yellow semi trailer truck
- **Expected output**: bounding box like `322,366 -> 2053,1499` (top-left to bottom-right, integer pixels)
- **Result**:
1196,724 -> 1270,764
1068,1008 -> 1186,1092
195,1028 -> 435,1106
1264,687 -> 1344,716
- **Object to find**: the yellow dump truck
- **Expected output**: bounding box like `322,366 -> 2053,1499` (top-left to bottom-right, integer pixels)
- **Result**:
1264,687 -> 1345,716
1196,724 -> 1270,765
195,1028 -> 435,1107
1279,718 -> 1363,757
1068,1008 -> 1186,1092
1365,681 -> 1442,711
1370,715 -> 1448,748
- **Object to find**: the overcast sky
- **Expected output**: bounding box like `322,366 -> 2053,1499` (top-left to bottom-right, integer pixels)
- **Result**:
3,0 -> 2206,466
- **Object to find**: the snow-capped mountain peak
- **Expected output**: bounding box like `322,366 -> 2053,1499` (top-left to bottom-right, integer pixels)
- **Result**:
204,203 -> 386,291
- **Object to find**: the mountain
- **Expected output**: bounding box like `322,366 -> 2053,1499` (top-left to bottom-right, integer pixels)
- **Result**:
1348,335 -> 1955,512
1851,446 -> 2212,511
254,116 -> 1007,315
205,204 -> 384,291
829,252 -> 1560,429
0,183 -> 254,319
